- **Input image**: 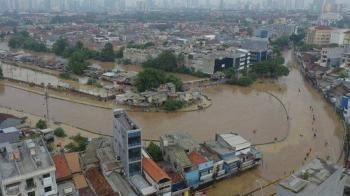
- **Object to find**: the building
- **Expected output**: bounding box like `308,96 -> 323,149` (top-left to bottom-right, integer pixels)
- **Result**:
241,37 -> 269,64
277,158 -> 345,196
142,158 -> 171,195
113,109 -> 142,178
0,138 -> 57,196
188,48 -> 251,75
123,48 -> 160,64
0,127 -> 20,144
306,26 -> 333,46
203,133 -> 262,175
188,151 -> 214,184
330,29 -> 350,46
320,47 -> 350,68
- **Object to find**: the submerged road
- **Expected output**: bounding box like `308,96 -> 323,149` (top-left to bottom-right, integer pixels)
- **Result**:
0,49 -> 344,195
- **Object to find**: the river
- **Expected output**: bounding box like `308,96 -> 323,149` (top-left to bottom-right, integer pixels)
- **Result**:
0,49 -> 344,195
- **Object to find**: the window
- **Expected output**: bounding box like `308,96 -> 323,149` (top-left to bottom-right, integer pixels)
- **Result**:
43,174 -> 50,178
26,178 -> 35,189
27,191 -> 35,196
44,186 -> 52,193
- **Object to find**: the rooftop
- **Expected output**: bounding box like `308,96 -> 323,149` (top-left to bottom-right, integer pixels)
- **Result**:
279,158 -> 340,194
142,158 -> 171,183
188,151 -> 208,165
167,146 -> 192,169
86,167 -> 119,196
53,154 -> 72,181
73,174 -> 88,190
113,109 -> 139,131
161,133 -> 199,151
217,133 -> 252,152
0,138 -> 55,181
64,152 -> 81,174
130,174 -> 157,195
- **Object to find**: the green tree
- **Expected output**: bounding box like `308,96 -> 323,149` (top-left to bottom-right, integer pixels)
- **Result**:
52,37 -> 69,56
68,50 -> 89,75
135,69 -> 183,92
65,134 -> 88,152
143,50 -> 178,71
135,68 -> 166,92
36,119 -> 47,129
54,127 -> 67,137
163,100 -> 184,111
146,142 -> 163,161
165,74 -> 183,91
0,66 -> 3,80
99,43 -> 115,62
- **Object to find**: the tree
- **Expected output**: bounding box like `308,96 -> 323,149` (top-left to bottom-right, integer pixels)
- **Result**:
0,66 -> 3,80
52,37 -> 69,56
65,134 -> 88,152
143,50 -> 178,71
165,74 -> 183,91
99,43 -> 115,62
68,50 -> 89,75
36,119 -> 47,129
146,142 -> 163,161
163,100 -> 184,111
135,68 -> 183,92
54,127 -> 67,137
135,68 -> 166,92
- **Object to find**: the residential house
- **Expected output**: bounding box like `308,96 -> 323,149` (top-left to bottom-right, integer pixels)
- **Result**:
142,158 -> 172,195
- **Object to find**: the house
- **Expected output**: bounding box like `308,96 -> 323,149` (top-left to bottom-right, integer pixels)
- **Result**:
188,151 -> 214,185
142,158 -> 172,195
64,152 -> 82,174
53,154 -> 72,182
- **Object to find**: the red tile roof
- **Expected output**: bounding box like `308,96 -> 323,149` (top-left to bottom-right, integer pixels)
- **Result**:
85,167 -> 119,196
188,151 -> 208,165
142,158 -> 170,183
53,154 -> 72,182
64,152 -> 81,174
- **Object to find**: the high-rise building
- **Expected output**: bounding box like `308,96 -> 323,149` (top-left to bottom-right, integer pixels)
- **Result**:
113,109 -> 142,178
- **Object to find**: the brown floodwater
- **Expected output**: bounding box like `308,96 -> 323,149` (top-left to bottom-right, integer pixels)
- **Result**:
0,49 -> 344,195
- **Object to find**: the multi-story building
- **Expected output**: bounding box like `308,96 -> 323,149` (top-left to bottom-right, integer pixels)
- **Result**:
123,48 -> 160,64
330,29 -> 350,46
241,37 -> 268,64
0,138 -> 57,196
320,47 -> 350,68
187,48 -> 251,75
306,26 -> 333,46
113,109 -> 142,178
277,158 -> 345,196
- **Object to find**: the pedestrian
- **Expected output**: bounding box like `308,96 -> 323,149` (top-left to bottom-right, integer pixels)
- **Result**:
314,133 -> 317,138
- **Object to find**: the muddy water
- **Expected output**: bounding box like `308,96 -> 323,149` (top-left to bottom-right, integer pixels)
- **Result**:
0,49 -> 344,195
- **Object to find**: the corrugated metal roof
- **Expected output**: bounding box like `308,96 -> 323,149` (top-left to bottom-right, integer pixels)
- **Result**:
219,133 -> 251,152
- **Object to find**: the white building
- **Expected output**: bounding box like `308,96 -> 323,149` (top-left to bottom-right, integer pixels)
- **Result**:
277,158 -> 345,196
0,138 -> 57,196
330,29 -> 350,46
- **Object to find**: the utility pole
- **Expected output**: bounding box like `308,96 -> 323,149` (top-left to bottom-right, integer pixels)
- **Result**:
44,86 -> 50,126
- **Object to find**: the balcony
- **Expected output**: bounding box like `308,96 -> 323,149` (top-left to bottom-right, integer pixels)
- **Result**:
6,185 -> 20,195
25,182 -> 36,190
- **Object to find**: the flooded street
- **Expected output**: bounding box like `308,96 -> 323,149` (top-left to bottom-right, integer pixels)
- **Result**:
0,49 -> 344,195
